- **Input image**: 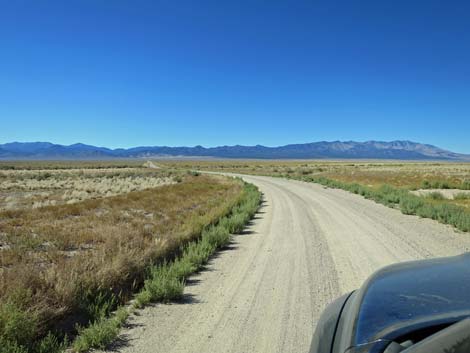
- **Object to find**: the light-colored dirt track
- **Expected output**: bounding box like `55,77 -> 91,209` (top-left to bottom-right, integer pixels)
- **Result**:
107,175 -> 470,353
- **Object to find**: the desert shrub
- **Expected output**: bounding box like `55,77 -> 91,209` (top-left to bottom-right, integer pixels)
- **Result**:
454,192 -> 470,200
35,333 -> 67,353
421,180 -> 431,189
0,297 -> 37,349
136,265 -> 185,307
420,179 -> 460,190
201,225 -> 230,249
79,289 -> 117,324
73,307 -> 128,352
168,257 -> 197,281
346,183 -> 376,199
181,240 -> 214,270
0,337 -> 28,353
426,191 -> 445,200
220,212 -> 249,234
373,185 -> 405,205
414,203 -> 470,232
437,181 -> 450,189
398,195 -> 425,215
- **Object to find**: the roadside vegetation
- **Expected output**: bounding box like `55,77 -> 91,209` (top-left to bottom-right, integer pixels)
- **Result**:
0,162 -> 261,353
302,176 -> 470,232
163,160 -> 470,231
73,181 -> 260,352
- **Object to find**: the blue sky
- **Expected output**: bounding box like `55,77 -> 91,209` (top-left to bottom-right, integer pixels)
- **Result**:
1,0 -> 469,152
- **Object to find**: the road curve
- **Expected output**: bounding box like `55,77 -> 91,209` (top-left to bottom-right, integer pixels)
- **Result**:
107,175 -> 470,353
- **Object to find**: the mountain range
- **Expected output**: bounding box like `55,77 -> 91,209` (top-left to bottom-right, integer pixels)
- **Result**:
0,141 -> 469,161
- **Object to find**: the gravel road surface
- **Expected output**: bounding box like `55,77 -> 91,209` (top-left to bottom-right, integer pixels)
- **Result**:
106,175 -> 470,353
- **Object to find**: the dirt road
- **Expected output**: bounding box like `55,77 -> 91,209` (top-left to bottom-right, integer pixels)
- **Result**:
108,175 -> 470,353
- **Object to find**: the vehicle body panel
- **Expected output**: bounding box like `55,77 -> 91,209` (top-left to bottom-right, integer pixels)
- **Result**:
309,292 -> 352,353
310,253 -> 470,353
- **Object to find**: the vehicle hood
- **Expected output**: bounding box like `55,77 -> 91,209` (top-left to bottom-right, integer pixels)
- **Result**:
351,253 -> 470,346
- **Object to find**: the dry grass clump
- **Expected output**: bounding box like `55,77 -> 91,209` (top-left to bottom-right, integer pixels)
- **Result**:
0,160 -> 144,170
0,174 -> 243,351
0,167 -> 177,210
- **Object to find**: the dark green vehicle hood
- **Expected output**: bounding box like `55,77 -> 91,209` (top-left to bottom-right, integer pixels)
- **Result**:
352,253 -> 470,347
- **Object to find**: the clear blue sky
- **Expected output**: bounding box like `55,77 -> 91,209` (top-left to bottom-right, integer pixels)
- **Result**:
1,0 -> 469,152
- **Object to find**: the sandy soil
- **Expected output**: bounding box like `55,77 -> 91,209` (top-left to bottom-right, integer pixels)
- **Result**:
411,188 -> 470,199
104,175 -> 470,353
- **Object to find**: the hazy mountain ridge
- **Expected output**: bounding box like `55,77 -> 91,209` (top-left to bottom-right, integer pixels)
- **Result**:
0,141 -> 468,160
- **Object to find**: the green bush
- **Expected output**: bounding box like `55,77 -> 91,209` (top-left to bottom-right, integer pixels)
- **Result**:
201,224 -> 230,248
421,180 -> 431,189
220,212 -> 250,234
426,191 -> 445,200
0,337 -> 28,353
463,180 -> 470,190
168,257 -> 197,280
80,289 -> 117,324
372,185 -> 405,205
399,195 -> 425,215
73,308 -> 128,352
0,302 -> 37,349
419,179 -> 470,190
140,266 -> 185,304
454,192 -> 470,200
35,333 -> 67,353
182,240 -> 214,270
